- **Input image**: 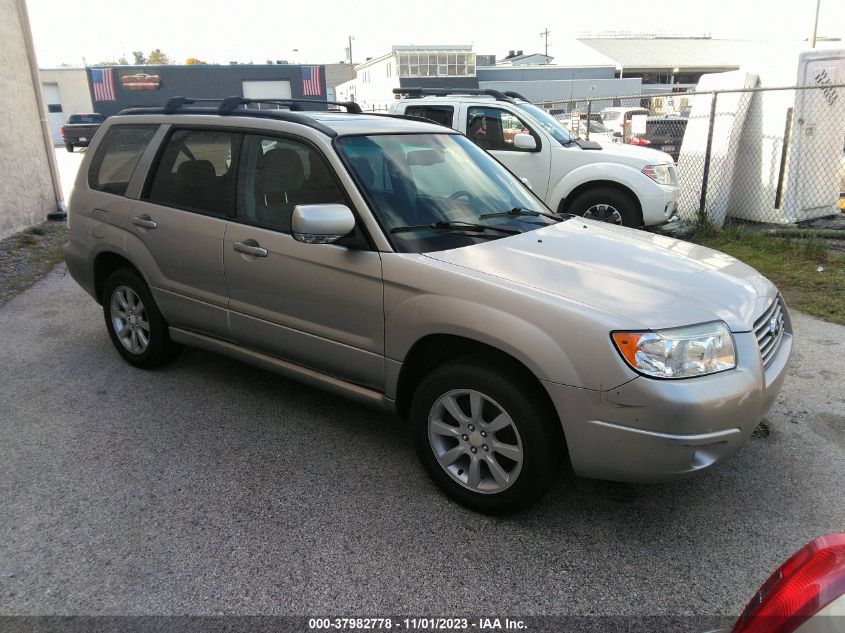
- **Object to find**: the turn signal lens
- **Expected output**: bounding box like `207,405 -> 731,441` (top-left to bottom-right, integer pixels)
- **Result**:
612,321 -> 736,379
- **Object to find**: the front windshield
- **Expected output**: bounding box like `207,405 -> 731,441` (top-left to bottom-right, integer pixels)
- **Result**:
336,133 -> 557,254
514,103 -> 573,145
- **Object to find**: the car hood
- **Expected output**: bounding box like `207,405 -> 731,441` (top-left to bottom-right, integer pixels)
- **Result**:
422,219 -> 777,331
590,140 -> 674,165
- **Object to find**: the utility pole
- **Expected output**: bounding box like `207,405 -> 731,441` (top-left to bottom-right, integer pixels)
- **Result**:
540,28 -> 551,57
810,0 -> 821,48
346,35 -> 355,79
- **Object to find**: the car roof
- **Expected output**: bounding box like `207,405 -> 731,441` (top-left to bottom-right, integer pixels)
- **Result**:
305,112 -> 453,136
397,95 -> 527,106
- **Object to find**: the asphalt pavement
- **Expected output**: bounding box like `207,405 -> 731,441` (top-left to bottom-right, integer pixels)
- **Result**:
0,264 -> 843,623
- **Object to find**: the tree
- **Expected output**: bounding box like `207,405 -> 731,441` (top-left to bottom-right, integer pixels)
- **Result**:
147,49 -> 172,65
91,60 -> 122,67
132,50 -> 147,65
117,56 -> 128,65
185,57 -> 208,65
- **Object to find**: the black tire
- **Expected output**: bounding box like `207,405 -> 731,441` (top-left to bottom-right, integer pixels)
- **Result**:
409,360 -> 560,515
65,143 -> 74,153
102,268 -> 181,368
568,186 -> 641,228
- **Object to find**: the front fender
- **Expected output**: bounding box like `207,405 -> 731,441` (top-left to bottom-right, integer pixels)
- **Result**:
385,293 -> 577,387
549,162 -> 650,210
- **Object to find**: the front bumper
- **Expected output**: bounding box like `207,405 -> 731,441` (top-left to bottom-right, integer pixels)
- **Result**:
639,182 -> 678,226
544,328 -> 792,482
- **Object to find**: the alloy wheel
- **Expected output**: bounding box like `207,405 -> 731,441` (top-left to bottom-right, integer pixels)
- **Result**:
110,286 -> 150,354
428,389 -> 524,494
583,204 -> 623,224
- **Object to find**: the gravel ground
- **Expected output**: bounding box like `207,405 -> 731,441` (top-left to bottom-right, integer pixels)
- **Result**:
0,221 -> 67,305
0,266 -> 842,627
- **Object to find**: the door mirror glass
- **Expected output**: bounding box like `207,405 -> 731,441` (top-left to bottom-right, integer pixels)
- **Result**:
292,204 -> 356,244
513,133 -> 537,151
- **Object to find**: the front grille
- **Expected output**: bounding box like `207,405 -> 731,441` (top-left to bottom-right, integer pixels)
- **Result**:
753,296 -> 786,368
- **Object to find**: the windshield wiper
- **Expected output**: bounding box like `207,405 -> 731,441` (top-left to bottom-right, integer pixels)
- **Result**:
479,207 -> 564,222
390,220 -> 520,235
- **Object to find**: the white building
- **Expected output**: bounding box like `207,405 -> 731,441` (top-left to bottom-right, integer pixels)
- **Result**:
39,68 -> 94,145
335,45 -> 479,111
1,0 -> 63,238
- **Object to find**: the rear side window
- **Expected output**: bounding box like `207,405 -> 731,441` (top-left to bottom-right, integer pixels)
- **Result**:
88,125 -> 157,196
404,105 -> 454,127
146,129 -> 239,216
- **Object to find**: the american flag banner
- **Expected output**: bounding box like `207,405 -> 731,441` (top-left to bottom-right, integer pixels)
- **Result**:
301,66 -> 322,97
91,68 -> 117,102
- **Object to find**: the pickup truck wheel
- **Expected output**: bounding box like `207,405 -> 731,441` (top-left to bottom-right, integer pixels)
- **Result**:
102,268 -> 181,369
568,187 -> 640,227
65,143 -> 74,153
410,361 -> 558,514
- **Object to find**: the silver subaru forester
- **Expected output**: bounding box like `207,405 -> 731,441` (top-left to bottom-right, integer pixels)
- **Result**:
64,97 -> 791,514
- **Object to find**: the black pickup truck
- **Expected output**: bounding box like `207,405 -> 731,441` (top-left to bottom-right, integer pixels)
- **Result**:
60,113 -> 105,152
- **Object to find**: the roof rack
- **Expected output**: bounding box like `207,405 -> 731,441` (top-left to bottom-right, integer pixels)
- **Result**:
392,87 -> 528,102
118,95 -> 454,136
118,96 -> 362,138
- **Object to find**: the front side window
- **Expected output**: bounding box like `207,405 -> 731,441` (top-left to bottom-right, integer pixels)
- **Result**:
514,103 -> 573,145
146,129 -> 238,216
404,105 -> 454,127
336,133 -> 556,254
236,135 -> 346,233
88,124 -> 157,196
466,107 -> 538,152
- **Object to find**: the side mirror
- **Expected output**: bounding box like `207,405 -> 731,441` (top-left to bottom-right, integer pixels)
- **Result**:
513,133 -> 537,151
292,204 -> 356,244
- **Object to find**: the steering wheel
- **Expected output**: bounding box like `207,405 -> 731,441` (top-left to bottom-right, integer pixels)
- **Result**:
449,190 -> 475,203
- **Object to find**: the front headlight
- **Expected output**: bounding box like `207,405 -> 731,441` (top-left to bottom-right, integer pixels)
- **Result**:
642,163 -> 673,186
611,321 -> 736,379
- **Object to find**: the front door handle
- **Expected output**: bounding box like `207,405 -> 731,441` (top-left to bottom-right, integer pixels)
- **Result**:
132,215 -> 157,229
233,239 -> 268,258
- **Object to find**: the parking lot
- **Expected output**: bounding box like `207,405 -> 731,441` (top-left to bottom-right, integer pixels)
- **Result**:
0,150 -> 841,625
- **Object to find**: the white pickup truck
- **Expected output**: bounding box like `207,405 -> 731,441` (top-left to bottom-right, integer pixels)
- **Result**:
390,89 -> 678,227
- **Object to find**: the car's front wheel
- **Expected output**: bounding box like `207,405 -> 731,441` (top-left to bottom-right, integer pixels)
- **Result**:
410,360 -> 559,514
568,186 -> 640,227
102,268 -> 181,368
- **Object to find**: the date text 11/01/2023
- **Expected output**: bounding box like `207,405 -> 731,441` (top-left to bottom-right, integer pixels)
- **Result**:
308,618 -> 528,630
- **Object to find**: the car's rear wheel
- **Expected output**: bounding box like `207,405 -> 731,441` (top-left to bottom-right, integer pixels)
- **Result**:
568,186 -> 640,227
65,143 -> 73,153
410,360 -> 559,514
102,268 -> 181,368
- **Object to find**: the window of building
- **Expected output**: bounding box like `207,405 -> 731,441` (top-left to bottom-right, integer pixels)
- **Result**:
236,135 -> 346,233
146,129 -> 238,216
88,124 -> 158,196
395,51 -> 476,77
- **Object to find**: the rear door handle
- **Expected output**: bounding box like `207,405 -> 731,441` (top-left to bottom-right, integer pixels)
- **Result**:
132,215 -> 157,229
233,239 -> 268,258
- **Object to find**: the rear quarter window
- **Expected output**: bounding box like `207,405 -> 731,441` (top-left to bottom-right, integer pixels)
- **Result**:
88,125 -> 158,196
403,105 -> 454,127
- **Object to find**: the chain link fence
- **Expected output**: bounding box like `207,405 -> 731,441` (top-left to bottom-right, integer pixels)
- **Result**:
537,84 -> 845,228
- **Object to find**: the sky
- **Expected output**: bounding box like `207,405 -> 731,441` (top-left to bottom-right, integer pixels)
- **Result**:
28,0 -> 845,68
